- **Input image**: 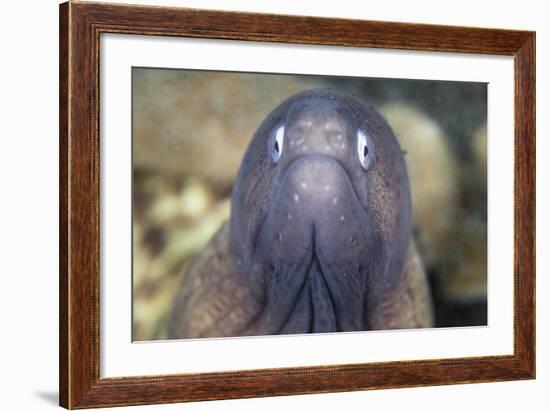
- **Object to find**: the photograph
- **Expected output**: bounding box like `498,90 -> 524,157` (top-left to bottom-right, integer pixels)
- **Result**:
0,0 -> 543,409
131,68 -> 488,341
55,2 -> 536,408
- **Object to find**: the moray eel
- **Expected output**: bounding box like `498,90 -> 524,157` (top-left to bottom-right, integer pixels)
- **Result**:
168,89 -> 433,338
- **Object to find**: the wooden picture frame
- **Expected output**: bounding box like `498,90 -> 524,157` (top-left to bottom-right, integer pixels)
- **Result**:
59,1 -> 535,408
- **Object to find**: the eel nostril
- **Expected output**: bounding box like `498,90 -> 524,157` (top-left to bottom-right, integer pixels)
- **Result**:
292,131 -> 305,146
326,131 -> 347,150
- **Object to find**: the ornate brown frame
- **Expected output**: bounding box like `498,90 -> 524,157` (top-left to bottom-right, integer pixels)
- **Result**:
59,1 -> 536,408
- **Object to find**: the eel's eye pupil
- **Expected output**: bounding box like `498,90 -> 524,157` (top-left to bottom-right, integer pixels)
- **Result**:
357,129 -> 373,170
270,124 -> 285,163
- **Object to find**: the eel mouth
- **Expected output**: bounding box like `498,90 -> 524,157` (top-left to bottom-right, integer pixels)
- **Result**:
254,154 -> 371,334
275,244 -> 341,334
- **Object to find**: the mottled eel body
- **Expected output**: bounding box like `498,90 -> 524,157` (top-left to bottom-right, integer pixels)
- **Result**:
168,89 -> 433,338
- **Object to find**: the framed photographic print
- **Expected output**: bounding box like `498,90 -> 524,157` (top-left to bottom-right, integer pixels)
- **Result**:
59,1 -> 535,408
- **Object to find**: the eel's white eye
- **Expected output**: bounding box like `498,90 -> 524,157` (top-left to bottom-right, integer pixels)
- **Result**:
357,129 -> 373,170
270,124 -> 285,163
